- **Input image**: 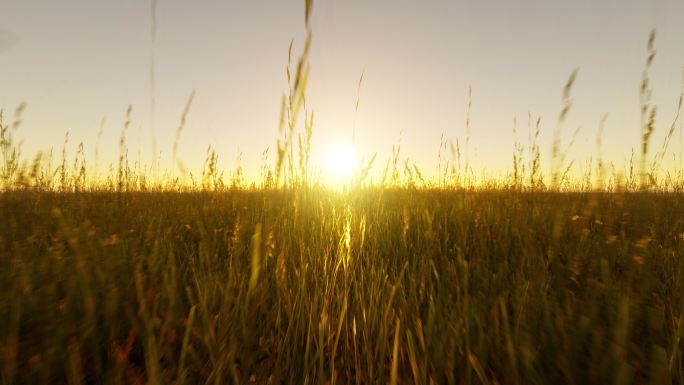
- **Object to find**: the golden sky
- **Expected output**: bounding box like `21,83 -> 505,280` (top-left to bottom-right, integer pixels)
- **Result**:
1,0 -> 684,182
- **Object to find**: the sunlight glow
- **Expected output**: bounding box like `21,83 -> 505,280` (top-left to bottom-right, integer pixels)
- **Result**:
324,143 -> 359,186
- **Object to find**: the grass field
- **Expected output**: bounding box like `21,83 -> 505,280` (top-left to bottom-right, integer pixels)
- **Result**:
3,1 -> 684,384
2,188 -> 684,384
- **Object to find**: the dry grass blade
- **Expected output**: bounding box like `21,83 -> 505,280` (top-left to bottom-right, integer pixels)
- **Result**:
173,90 -> 196,176
248,223 -> 262,296
305,0 -> 313,27
353,69 -> 365,144
357,152 -> 377,185
390,317 -> 401,385
468,354 -> 491,385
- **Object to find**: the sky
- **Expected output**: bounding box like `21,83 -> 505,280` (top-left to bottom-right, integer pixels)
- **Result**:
1,0 -> 683,183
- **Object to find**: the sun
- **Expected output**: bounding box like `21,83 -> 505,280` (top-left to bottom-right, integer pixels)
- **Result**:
324,143 -> 359,186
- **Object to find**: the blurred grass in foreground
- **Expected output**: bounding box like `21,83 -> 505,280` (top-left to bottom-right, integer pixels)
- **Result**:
2,189 -> 684,384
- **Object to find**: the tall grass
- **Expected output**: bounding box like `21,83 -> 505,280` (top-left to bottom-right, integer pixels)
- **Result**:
3,189 -> 684,384
3,2 -> 684,384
